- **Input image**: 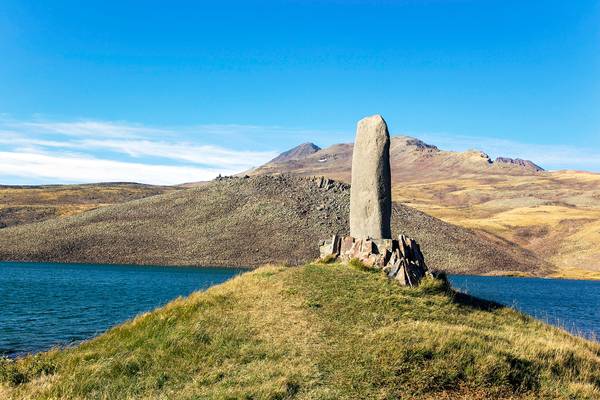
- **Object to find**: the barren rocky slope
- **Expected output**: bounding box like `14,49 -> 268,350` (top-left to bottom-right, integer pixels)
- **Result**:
0,175 -> 550,275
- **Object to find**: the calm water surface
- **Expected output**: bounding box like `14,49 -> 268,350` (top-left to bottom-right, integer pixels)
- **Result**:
449,275 -> 600,339
2,264 -> 599,358
0,262 -> 244,357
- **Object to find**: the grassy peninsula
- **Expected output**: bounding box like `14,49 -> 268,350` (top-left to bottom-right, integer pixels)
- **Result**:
2,263 -> 600,399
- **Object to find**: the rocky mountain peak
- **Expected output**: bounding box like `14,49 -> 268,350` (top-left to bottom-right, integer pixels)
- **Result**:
401,136 -> 439,151
269,142 -> 321,164
494,157 -> 545,172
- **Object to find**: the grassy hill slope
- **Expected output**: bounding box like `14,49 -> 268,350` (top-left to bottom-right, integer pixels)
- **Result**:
0,183 -> 177,228
2,263 -> 600,399
0,175 -> 550,276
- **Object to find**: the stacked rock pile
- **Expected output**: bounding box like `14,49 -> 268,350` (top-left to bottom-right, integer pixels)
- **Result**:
320,234 -> 430,286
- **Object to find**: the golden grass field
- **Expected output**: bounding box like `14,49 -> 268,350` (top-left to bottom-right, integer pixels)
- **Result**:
0,183 -> 176,228
392,170 -> 600,279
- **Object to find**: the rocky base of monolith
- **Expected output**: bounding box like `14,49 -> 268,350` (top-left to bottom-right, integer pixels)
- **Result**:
319,235 -> 431,286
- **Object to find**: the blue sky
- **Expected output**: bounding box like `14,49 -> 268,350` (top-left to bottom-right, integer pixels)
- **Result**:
1,0 -> 599,184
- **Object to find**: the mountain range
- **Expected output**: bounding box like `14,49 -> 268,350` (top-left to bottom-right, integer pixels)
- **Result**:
249,136 -> 545,180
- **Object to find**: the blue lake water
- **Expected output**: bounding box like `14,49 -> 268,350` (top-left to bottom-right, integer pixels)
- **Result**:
449,275 -> 600,340
2,264 -> 600,358
0,262 -> 244,358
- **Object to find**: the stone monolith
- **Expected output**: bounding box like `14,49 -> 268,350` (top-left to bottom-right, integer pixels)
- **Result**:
350,115 -> 392,239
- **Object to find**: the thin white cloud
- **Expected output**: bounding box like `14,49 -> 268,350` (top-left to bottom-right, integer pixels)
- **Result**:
6,119 -> 343,142
0,151 -> 233,185
77,139 -> 276,168
0,131 -> 80,148
0,134 -> 278,169
0,118 -> 291,184
14,120 -> 170,139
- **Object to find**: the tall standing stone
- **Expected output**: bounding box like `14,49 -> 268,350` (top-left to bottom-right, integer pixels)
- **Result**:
350,115 -> 392,239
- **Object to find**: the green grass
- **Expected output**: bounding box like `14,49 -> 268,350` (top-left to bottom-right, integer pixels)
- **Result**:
2,263 -> 600,399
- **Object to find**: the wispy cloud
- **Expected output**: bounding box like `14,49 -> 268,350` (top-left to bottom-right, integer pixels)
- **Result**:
0,150 -> 227,185
12,120 -> 170,139
0,118 -> 287,184
77,139 -> 277,169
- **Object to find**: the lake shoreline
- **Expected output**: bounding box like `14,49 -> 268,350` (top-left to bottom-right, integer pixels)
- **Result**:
4,259 -> 600,281
3,261 -> 600,360
0,262 -> 244,358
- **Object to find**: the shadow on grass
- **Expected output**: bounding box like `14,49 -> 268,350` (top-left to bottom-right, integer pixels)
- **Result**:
450,290 -> 504,312
429,271 -> 505,312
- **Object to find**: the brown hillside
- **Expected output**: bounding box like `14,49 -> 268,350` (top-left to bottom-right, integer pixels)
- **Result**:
268,142 -> 321,164
0,175 -> 550,276
248,136 -> 545,181
247,137 -> 600,278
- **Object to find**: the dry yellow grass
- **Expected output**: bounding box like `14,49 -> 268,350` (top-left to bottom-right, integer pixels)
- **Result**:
0,183 -> 177,228
393,171 -> 600,278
